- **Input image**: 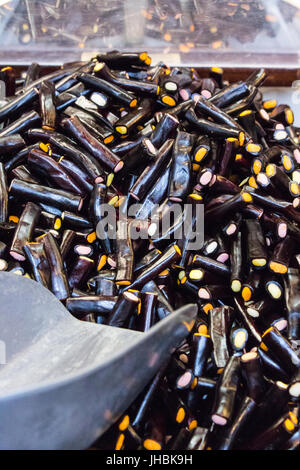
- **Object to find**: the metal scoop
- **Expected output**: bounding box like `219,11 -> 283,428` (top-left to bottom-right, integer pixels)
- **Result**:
0,272 -> 197,450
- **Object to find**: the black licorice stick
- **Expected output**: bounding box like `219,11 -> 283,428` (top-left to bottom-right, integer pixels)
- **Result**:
210,81 -> 253,108
266,163 -> 298,200
73,94 -> 112,128
270,104 -> 294,127
63,105 -> 114,144
24,62 -> 40,88
241,268 -> 262,302
252,146 -> 282,174
224,86 -> 259,116
28,149 -> 84,196
238,110 -> 258,141
212,354 -> 241,426
142,280 -> 173,320
193,135 -> 211,164
168,131 -> 194,202
0,222 -> 20,243
167,427 -> 196,451
269,236 -> 295,275
262,212 -> 288,239
156,100 -> 194,121
115,220 -> 134,286
68,256 -> 94,289
61,115 -> 123,173
261,327 -> 300,378
245,219 -> 267,269
130,139 -> 173,201
66,296 -> 117,319
90,276 -> 116,297
199,284 -> 231,301
0,163 -> 8,223
39,211 -> 61,231
89,183 -> 113,255
9,179 -> 83,213
135,161 -> 171,220
114,99 -> 153,136
150,113 -> 179,148
218,138 -> 237,177
120,137 -> 155,173
247,187 -> 300,224
149,199 -> 185,251
245,411 -> 298,450
41,231 -> 69,301
177,194 -> 202,268
136,291 -> 157,332
142,403 -> 167,451
27,129 -> 104,183
240,351 -> 266,403
218,396 -> 257,450
192,254 -> 230,278
94,62 -> 158,95
10,202 -> 41,261
234,297 -> 262,343
0,110 -> 41,137
106,291 -> 140,328
166,357 -> 191,390
204,190 -> 252,221
281,428 -> 300,450
134,249 -> 161,276
39,80 -> 56,130
129,244 -> 181,291
58,157 -> 93,194
4,144 -> 39,173
247,298 -> 286,331
185,108 -> 244,143
209,306 -> 234,368
200,139 -> 219,176
0,135 -> 26,155
96,51 -> 148,68
191,331 -> 212,378
61,212 -> 92,231
247,69 -> 267,88
230,231 -> 243,293
253,380 -> 291,431
209,175 -> 240,196
0,87 -> 38,123
19,67 -> 74,95
284,268 -> 300,341
23,242 -> 50,288
264,273 -> 284,301
195,95 -> 242,130
56,88 -> 90,112
78,73 -> 138,108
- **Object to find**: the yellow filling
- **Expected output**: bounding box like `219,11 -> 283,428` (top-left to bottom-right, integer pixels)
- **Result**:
144,439 -> 161,451
194,147 -> 207,162
162,95 -> 176,107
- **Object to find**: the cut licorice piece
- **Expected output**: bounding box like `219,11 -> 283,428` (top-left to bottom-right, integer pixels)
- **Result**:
10,202 -> 41,261
245,219 -> 267,269
260,327 -> 300,378
211,355 -> 241,426
210,306 -> 234,368
61,115 -> 124,173
9,179 -> 83,213
284,268 -> 300,341
230,231 -> 243,293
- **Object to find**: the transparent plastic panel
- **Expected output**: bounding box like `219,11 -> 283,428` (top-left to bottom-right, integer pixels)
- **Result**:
0,0 -> 299,67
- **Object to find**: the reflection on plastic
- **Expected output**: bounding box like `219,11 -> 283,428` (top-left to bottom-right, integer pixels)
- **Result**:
0,0 -> 299,66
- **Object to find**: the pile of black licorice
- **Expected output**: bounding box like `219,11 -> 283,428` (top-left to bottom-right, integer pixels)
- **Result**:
0,52 -> 299,450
